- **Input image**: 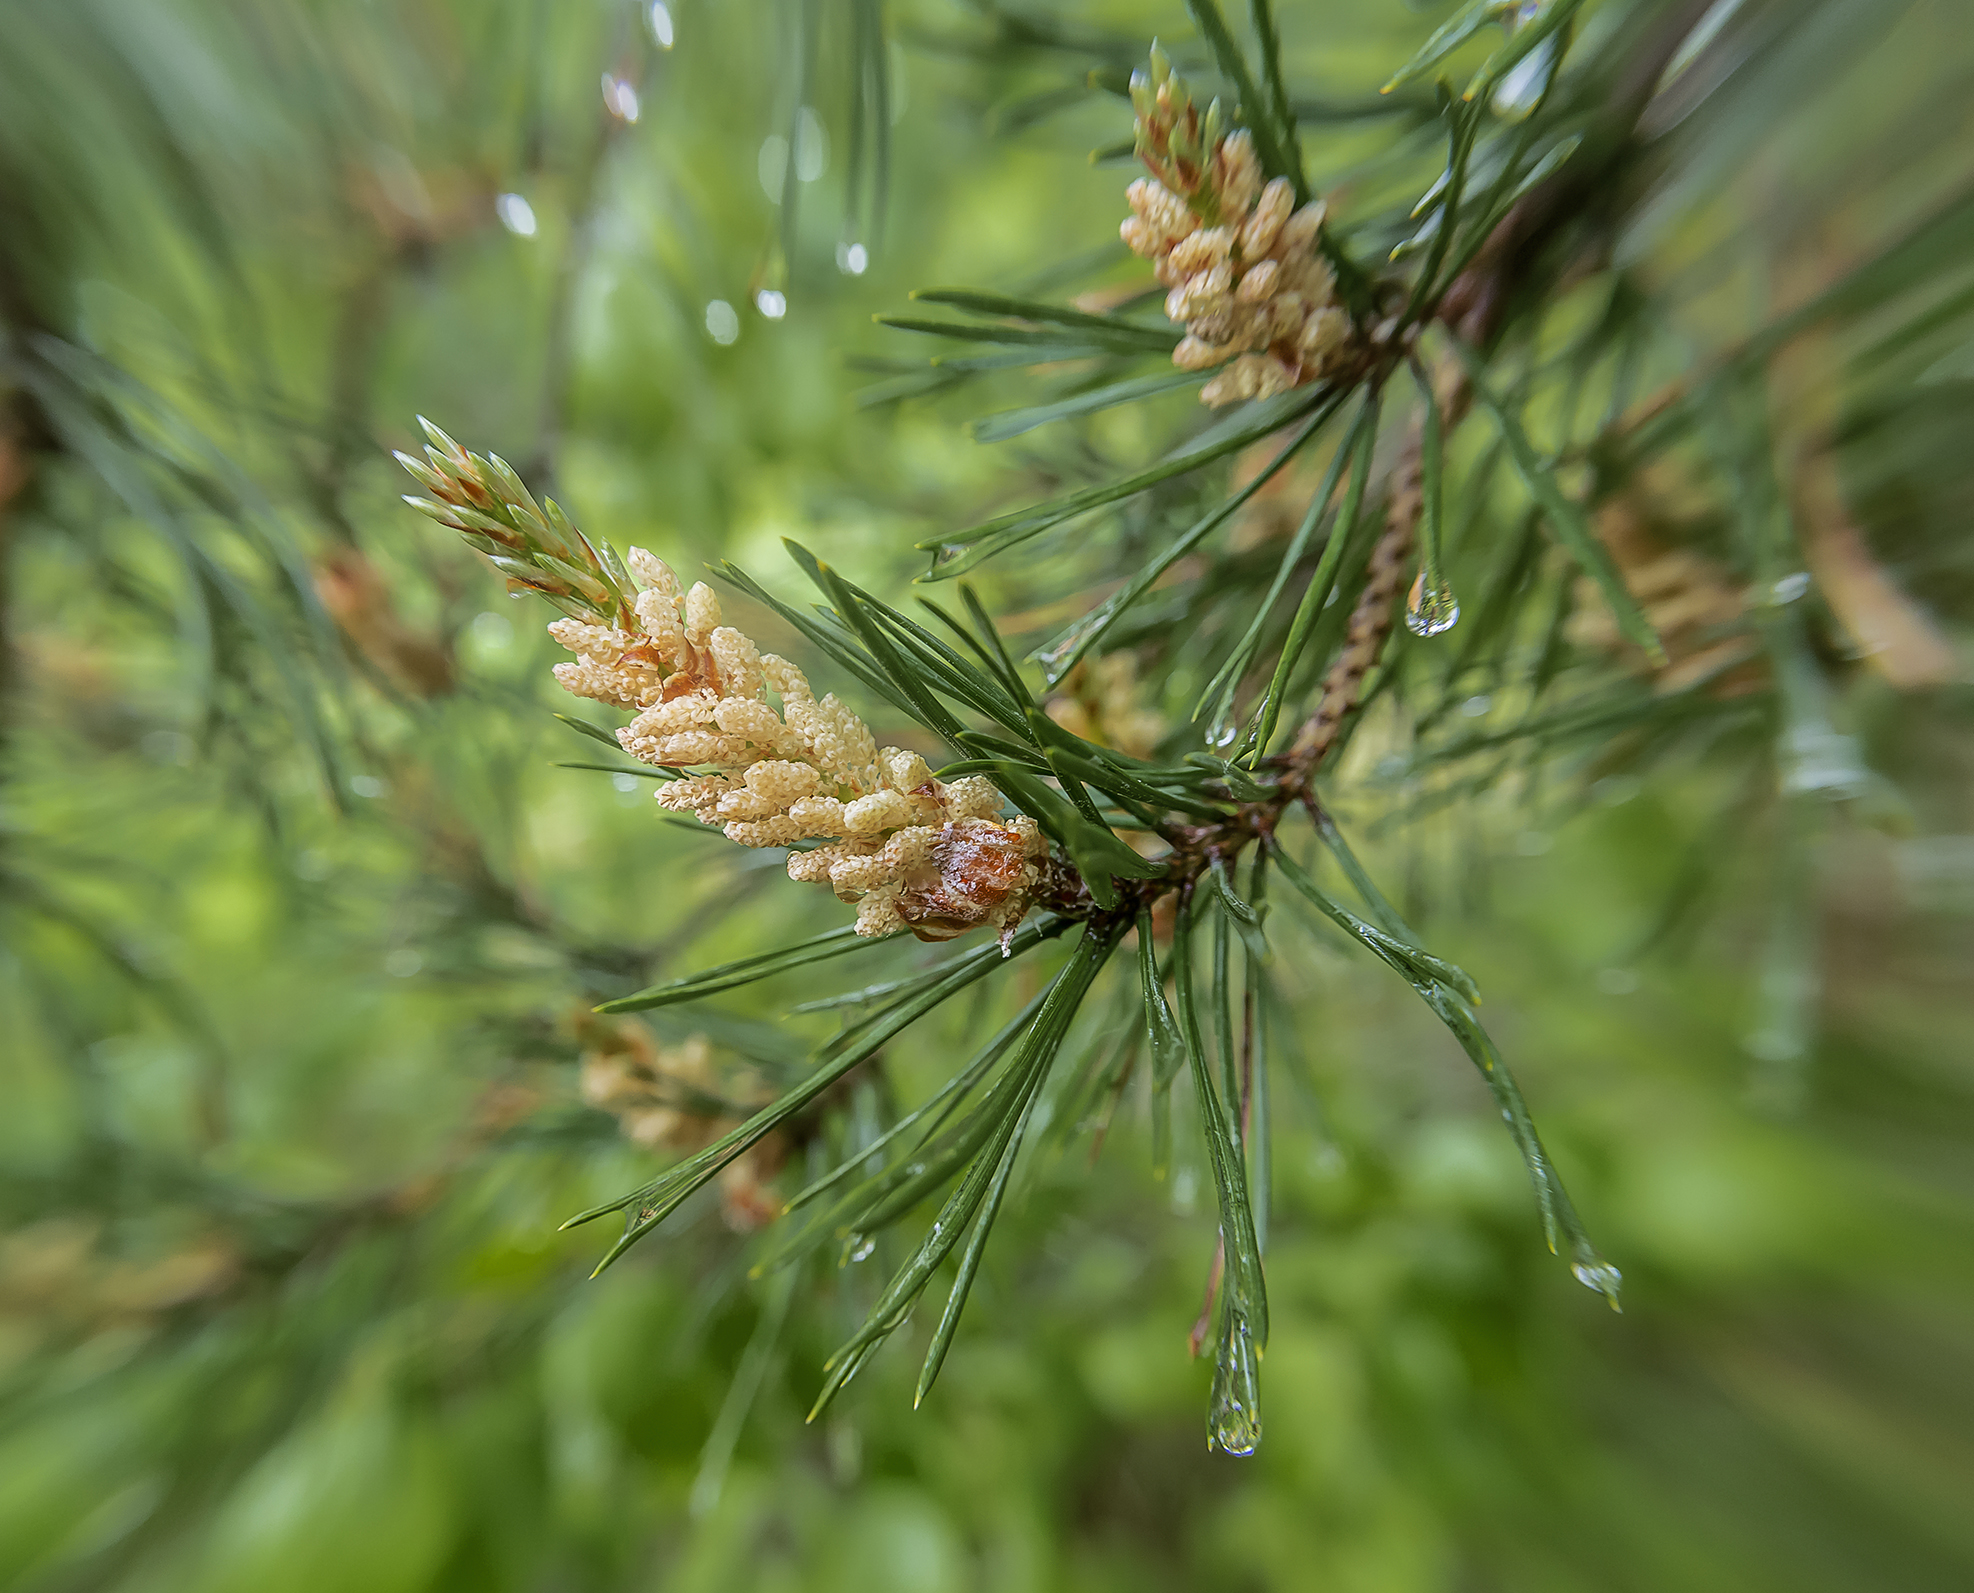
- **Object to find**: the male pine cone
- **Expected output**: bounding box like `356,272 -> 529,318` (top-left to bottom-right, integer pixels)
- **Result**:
398,424 -> 1047,945
1123,47 -> 1349,406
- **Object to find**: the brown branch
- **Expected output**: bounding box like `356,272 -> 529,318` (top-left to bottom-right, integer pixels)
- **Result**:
1287,425 -> 1423,774
1286,360 -> 1475,781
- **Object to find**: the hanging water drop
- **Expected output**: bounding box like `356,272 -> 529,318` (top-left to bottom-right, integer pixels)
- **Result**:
704,299 -> 740,346
846,1233 -> 875,1263
1571,1257 -> 1623,1308
1405,569 -> 1460,637
600,74 -> 641,125
1210,1394 -> 1260,1456
1038,618 -> 1103,685
1208,1316 -> 1262,1456
495,192 -> 537,238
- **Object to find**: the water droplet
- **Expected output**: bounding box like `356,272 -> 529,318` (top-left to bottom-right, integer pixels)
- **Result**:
495,192 -> 537,238
1405,570 -> 1460,637
846,1233 -> 875,1263
1208,721 -> 1237,749
1038,618 -> 1104,684
1037,647 -> 1075,685
1208,1318 -> 1262,1456
704,299 -> 739,345
1493,34 -> 1557,117
1571,1258 -> 1623,1306
1460,693 -> 1492,718
755,288 -> 788,320
836,240 -> 869,276
601,74 -> 641,124
647,1 -> 675,48
1769,570 -> 1811,605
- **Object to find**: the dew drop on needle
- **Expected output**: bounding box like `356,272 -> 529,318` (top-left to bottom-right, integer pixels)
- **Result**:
1208,1318 -> 1263,1456
1406,569 -> 1460,637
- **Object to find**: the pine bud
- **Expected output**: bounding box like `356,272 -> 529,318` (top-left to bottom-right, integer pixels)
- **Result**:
400,425 -> 1050,945
1119,50 -> 1360,407
396,418 -> 635,627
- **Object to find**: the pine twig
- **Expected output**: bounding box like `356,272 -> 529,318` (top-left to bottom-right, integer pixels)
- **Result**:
1286,363 -> 1473,778
1288,426 -> 1421,772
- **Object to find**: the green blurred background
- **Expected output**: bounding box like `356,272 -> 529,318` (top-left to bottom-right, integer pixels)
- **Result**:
3,1 -> 1971,1589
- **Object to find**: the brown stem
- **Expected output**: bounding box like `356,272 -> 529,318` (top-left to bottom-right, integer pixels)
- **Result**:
1284,362 -> 1474,782
1189,1234 -> 1225,1360
1286,425 -> 1423,774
